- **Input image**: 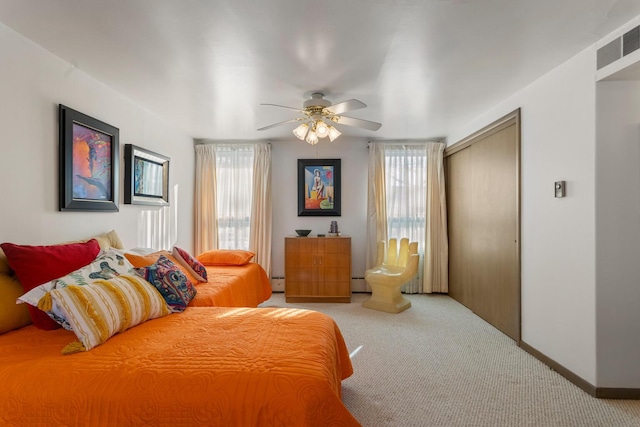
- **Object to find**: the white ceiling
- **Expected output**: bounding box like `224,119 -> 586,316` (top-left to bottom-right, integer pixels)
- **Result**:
1,0 -> 640,141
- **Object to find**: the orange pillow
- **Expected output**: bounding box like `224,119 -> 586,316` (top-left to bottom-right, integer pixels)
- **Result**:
196,250 -> 255,266
124,251 -> 201,284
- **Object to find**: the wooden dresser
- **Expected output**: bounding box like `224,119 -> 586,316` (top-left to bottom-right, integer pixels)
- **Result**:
284,236 -> 351,303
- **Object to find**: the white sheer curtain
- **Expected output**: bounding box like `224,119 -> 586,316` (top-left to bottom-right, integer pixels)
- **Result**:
215,145 -> 254,250
384,144 -> 427,293
194,143 -> 272,275
366,141 -> 448,294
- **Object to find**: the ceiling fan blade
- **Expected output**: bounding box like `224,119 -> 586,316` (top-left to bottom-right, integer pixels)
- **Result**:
334,115 -> 382,131
325,99 -> 367,115
257,118 -> 299,131
260,103 -> 304,113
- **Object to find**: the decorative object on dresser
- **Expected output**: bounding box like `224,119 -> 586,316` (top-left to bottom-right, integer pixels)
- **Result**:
297,158 -> 341,216
285,235 -> 351,303
328,220 -> 340,236
295,229 -> 311,237
124,144 -> 170,206
59,105 -> 119,212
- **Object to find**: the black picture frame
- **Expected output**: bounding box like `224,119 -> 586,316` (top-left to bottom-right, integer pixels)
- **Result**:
59,105 -> 119,212
124,144 -> 170,206
297,158 -> 341,216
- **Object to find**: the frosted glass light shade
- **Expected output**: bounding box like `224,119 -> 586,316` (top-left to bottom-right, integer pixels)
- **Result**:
293,123 -> 309,140
306,131 -> 319,145
315,120 -> 329,138
327,125 -> 341,142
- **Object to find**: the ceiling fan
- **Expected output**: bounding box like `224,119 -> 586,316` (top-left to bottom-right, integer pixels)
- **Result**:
257,92 -> 382,144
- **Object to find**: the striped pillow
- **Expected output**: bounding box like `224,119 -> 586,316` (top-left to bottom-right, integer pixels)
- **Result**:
39,275 -> 171,354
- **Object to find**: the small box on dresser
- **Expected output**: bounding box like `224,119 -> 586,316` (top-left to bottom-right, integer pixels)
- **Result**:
284,236 -> 351,303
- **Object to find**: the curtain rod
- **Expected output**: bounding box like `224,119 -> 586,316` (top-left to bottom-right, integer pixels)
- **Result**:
194,139 -> 271,147
367,139 -> 446,146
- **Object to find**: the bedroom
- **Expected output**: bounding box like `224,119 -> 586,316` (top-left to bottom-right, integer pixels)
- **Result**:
1,0 -> 640,424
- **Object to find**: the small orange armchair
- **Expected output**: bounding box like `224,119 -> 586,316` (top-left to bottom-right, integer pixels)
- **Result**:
363,238 -> 419,313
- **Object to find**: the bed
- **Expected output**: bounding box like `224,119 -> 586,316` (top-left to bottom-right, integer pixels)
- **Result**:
0,233 -> 360,426
0,306 -> 360,426
190,263 -> 272,308
123,248 -> 273,309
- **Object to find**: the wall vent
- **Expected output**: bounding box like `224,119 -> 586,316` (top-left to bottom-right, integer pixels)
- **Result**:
598,25 -> 640,71
597,38 -> 621,70
623,26 -> 640,57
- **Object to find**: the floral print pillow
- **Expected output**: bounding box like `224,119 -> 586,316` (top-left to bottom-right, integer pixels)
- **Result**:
133,255 -> 197,312
172,246 -> 208,282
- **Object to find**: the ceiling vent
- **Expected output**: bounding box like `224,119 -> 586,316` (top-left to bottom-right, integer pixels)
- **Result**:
598,25 -> 640,70
623,26 -> 640,56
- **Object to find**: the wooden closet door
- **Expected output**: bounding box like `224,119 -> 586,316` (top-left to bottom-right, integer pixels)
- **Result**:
447,147 -> 473,308
446,111 -> 520,341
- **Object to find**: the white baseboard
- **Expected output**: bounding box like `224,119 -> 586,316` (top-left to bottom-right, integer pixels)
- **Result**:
270,277 -> 368,293
270,278 -> 285,292
350,278 -> 368,293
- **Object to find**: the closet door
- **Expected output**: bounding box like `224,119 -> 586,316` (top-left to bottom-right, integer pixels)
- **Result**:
446,110 -> 520,341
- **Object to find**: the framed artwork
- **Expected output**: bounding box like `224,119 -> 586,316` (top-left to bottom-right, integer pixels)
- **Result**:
59,105 -> 119,212
297,158 -> 341,216
124,144 -> 170,206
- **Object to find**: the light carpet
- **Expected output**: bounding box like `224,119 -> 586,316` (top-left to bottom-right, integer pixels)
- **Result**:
261,292 -> 640,427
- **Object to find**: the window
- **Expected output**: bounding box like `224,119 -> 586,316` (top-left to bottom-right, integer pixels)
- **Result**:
195,142 -> 272,276
215,145 -> 254,250
384,145 -> 427,249
368,141 -> 448,294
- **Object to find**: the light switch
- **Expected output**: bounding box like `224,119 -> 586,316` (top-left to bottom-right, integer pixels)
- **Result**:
554,181 -> 566,198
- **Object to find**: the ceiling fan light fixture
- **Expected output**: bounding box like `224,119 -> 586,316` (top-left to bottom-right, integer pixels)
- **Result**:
306,130 -> 319,145
292,122 -> 309,140
327,125 -> 341,142
259,93 -> 381,142
315,120 -> 329,138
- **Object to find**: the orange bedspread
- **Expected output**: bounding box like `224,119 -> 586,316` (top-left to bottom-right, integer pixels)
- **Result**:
0,306 -> 360,427
189,263 -> 273,308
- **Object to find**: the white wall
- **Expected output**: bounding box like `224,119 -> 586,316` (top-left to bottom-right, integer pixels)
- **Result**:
448,47 -> 598,384
270,138 -> 369,291
595,80 -> 640,388
0,24 -> 195,251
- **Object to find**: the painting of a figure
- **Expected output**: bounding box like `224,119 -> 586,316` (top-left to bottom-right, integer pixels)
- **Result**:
72,123 -> 112,201
297,158 -> 341,216
304,166 -> 334,210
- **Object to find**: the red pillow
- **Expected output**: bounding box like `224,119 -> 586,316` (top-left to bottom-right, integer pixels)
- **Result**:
0,239 -> 101,330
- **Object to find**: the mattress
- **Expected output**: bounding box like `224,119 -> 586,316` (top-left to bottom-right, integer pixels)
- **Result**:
0,306 -> 359,426
189,263 -> 273,308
